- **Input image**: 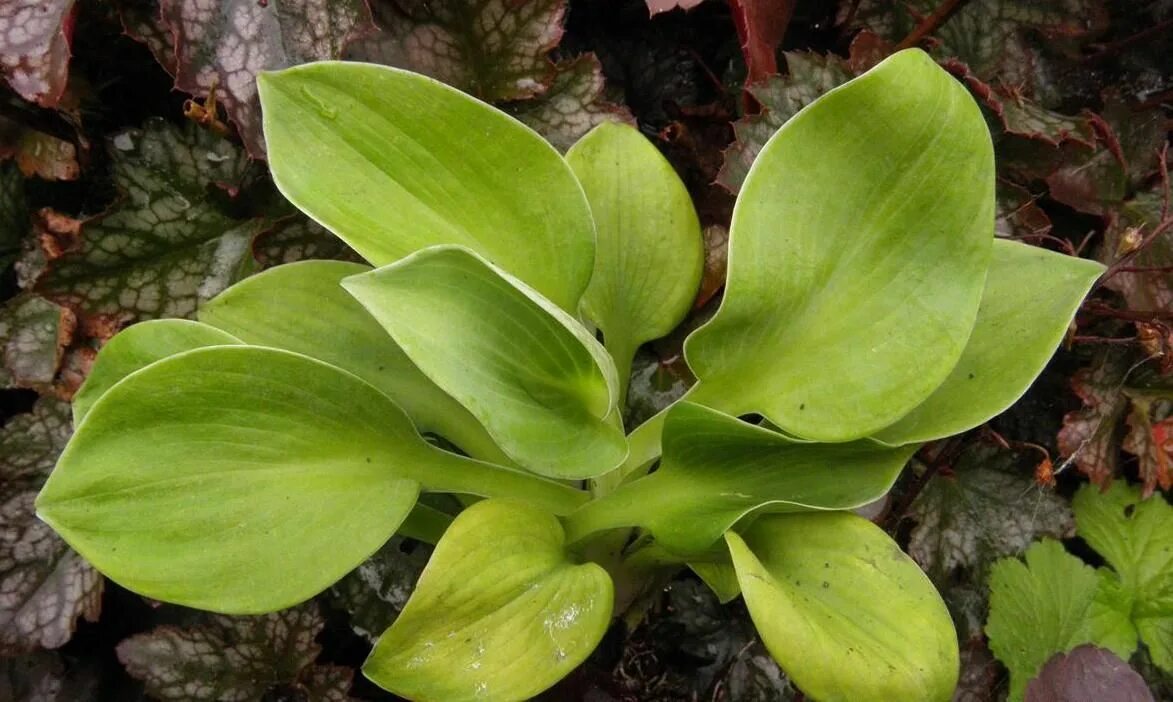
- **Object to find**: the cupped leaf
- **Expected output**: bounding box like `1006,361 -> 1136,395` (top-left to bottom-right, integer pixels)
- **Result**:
685,48 -> 994,441
565,122 -> 703,397
72,320 -> 242,425
257,61 -> 595,312
37,346 -> 585,613
343,246 -> 627,479
874,240 -> 1105,445
199,260 -> 511,465
565,403 -> 915,554
727,512 -> 959,701
363,499 -> 613,702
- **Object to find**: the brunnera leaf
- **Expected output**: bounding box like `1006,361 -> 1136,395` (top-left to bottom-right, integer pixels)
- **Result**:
363,499 -> 613,702
346,0 -> 563,102
0,0 -> 75,108
161,0 -> 374,157
257,60 -> 596,313
327,536 -> 432,643
686,48 -> 995,442
0,295 -> 75,391
342,246 -> 626,480
726,512 -> 959,702
0,398 -> 102,654
1025,645 -> 1154,702
115,602 -> 349,701
35,119 -> 262,321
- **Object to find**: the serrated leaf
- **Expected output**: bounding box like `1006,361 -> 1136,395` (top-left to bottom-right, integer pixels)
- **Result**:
257,60 -> 596,313
1123,407 -> 1173,496
35,119 -> 262,321
116,0 -> 177,76
1101,189 -> 1172,314
328,536 -> 432,643
347,0 -> 563,102
717,52 -> 852,193
71,319 -> 242,425
343,246 -> 626,479
987,540 -> 1136,701
0,295 -> 74,390
1058,349 -> 1133,489
907,444 -> 1075,581
686,49 -> 994,441
727,512 -> 959,702
199,260 -> 512,465
566,122 -> 703,399
511,54 -> 634,152
0,0 -> 75,107
1073,482 -> 1173,670
0,398 -> 102,654
363,499 -> 613,702
116,602 -> 333,701
1025,645 -> 1154,702
873,239 -> 1104,445
565,402 -> 915,554
161,0 -> 372,157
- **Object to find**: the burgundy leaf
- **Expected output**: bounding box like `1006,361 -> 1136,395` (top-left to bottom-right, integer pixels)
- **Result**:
729,0 -> 795,87
1025,645 -> 1154,702
0,0 -> 76,108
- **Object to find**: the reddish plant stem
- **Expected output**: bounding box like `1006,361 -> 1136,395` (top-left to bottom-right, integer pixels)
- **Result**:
1081,17 -> 1173,65
895,0 -> 973,50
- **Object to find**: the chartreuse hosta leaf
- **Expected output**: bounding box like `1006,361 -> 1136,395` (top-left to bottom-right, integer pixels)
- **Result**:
71,319 -> 242,425
364,499 -> 613,702
726,512 -> 959,702
257,61 -> 595,312
565,122 -> 703,398
564,403 -> 915,553
343,246 -> 626,479
35,346 -> 587,613
199,260 -> 511,465
873,239 -> 1105,445
684,48 -> 994,442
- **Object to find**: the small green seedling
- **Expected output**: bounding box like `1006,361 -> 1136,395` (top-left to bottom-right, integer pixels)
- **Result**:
36,49 -> 1104,701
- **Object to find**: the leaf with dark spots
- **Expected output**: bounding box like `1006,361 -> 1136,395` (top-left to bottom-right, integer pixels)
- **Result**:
729,0 -> 795,87
326,536 -> 431,643
116,602 -> 338,701
115,0 -> 177,76
1025,645 -> 1154,702
252,216 -> 359,269
0,295 -> 75,391
0,397 -> 102,654
347,0 -> 564,102
161,0 -> 373,157
1058,349 -> 1133,490
35,119 -> 264,321
0,0 -> 76,108
511,54 -> 635,152
0,118 -> 80,182
717,51 -> 851,192
907,443 -> 1075,582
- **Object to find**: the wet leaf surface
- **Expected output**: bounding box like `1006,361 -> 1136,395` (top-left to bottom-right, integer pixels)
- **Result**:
326,536 -> 431,644
0,397 -> 102,654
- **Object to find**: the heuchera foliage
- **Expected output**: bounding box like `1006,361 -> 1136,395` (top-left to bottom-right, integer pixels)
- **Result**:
35,49 -> 1105,701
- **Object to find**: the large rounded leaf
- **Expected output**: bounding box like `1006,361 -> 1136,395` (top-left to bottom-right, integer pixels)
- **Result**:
685,48 -> 995,441
565,122 -> 703,397
257,62 -> 596,312
343,246 -> 627,479
71,319 -> 242,425
564,403 -> 916,554
36,346 -> 586,613
199,260 -> 511,465
364,499 -> 613,702
727,512 -> 958,701
874,240 -> 1105,445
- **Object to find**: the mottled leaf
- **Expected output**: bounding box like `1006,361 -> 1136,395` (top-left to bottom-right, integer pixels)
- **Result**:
1101,189 -> 1172,314
1059,349 -> 1132,489
717,51 -> 851,192
907,444 -> 1075,581
0,119 -> 80,181
251,216 -> 358,269
327,536 -> 431,643
511,54 -> 634,152
116,602 -> 332,701
987,540 -> 1136,701
116,0 -> 177,75
162,0 -> 372,157
1025,645 -> 1153,702
0,295 -> 74,390
348,0 -> 563,102
0,398 -> 101,654
36,119 -> 261,321
1123,402 -> 1173,495
0,0 -> 75,107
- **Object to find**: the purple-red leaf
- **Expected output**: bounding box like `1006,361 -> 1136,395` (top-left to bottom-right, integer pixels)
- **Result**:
1025,645 -> 1154,702
0,0 -> 75,108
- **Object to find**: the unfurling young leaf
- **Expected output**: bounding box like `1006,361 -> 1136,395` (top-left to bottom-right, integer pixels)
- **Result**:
726,512 -> 959,702
364,500 -> 613,702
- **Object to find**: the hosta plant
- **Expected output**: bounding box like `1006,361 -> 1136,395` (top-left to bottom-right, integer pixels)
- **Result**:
35,49 -> 1104,702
